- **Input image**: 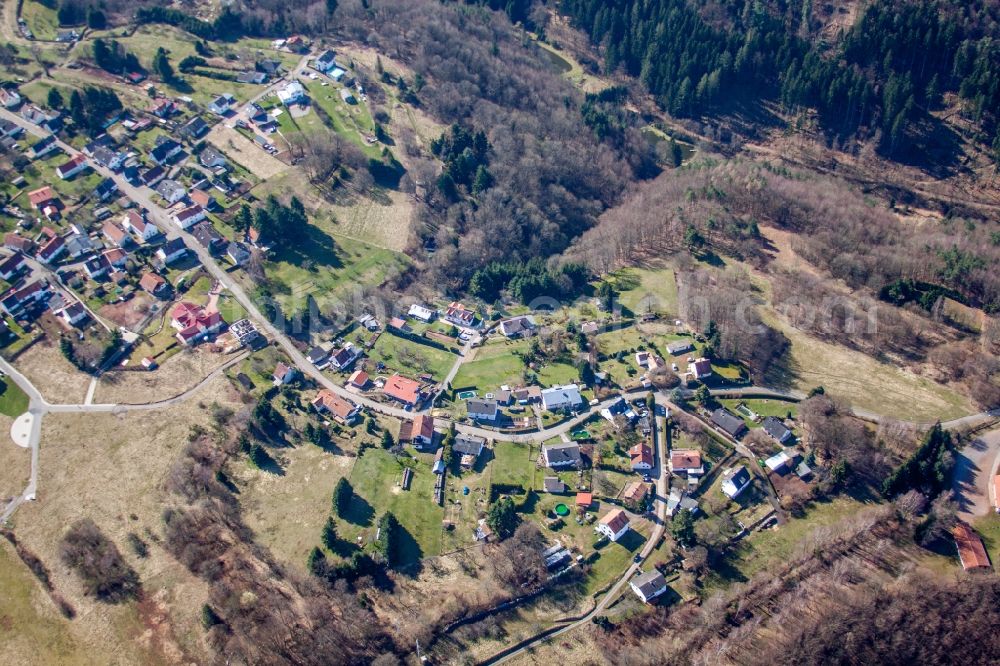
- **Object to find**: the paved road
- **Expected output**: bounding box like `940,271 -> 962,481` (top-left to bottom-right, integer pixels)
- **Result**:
952,426 -> 1000,521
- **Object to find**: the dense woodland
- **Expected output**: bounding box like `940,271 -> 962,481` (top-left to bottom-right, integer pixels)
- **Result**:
560,0 -> 1000,161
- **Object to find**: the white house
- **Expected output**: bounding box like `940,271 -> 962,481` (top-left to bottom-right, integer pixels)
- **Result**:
277,81 -> 306,105
596,509 -> 630,542
407,303 -> 435,322
541,384 -> 582,412
630,570 -> 668,603
208,94 -> 236,115
272,362 -> 297,386
689,357 -> 712,379
466,398 -> 499,421
542,441 -> 581,469
156,238 -> 187,265
172,205 -> 206,230
122,211 -> 159,242
721,465 -> 752,500
55,154 -> 88,180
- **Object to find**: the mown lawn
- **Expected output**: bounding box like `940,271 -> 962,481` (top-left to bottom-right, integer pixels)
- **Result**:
367,332 -> 457,382
0,377 -> 30,417
491,442 -> 537,491
452,339 -> 529,391
342,448 -> 443,565
536,361 -> 580,387
21,0 -> 59,40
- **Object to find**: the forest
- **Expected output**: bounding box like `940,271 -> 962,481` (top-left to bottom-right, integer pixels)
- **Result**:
559,0 -> 1000,161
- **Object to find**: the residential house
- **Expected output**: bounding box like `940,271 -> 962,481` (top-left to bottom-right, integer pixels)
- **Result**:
576,492 -> 593,508
92,177 -> 118,201
1,280 -> 50,316
155,179 -> 186,205
21,105 -> 60,131
600,396 -> 636,425
670,449 -> 704,478
172,205 -> 206,230
0,87 -> 22,109
148,98 -> 174,118
453,434 -> 486,469
721,466 -> 752,500
666,340 -> 694,355
157,238 -> 187,265
277,81 -> 306,105
513,385 -> 541,404
83,255 -> 111,279
383,374 -> 423,407
499,315 -> 535,338
122,211 -> 159,242
666,488 -> 700,517
256,59 -> 281,76
541,384 -> 582,412
762,416 -> 793,444
0,253 -> 25,281
466,398 -> 499,422
406,414 -> 435,448
191,222 -> 225,253
4,234 -> 34,254
0,119 -> 22,138
349,369 -> 369,389
329,67 -> 347,82
622,480 -> 649,507
312,50 -> 337,73
198,146 -> 227,170
56,301 -> 88,327
688,357 -> 712,379
178,116 -> 209,140
629,443 -> 654,471
764,450 -> 794,474
443,301 -> 476,328
630,570 -> 668,603
189,189 -> 217,210
226,241 -> 251,266
63,234 -> 93,259
91,146 -> 126,170
170,302 -> 225,345
208,94 -> 236,116
542,441 -> 581,469
306,346 -> 329,368
272,362 -> 297,386
102,248 -> 127,270
229,319 -> 260,347
55,154 -> 88,180
311,389 -> 361,425
150,139 -> 182,165
236,71 -> 267,84
36,235 -> 66,264
953,522 -> 992,571
388,316 -> 410,332
329,344 -> 360,371
711,407 -> 748,439
407,304 -> 435,322
29,135 -> 58,158
596,509 -> 630,542
141,165 -> 166,187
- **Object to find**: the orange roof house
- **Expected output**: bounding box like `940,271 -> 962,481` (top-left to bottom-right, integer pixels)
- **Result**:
952,522 -> 991,571
28,186 -> 58,209
311,389 -> 360,424
575,492 -> 593,507
383,373 -> 422,406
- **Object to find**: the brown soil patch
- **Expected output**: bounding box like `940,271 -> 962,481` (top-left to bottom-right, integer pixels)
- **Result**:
206,124 -> 289,180
94,347 -> 234,405
99,293 -> 156,330
14,340 -> 91,404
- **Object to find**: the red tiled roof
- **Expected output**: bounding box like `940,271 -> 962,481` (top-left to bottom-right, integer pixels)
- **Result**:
630,443 -> 653,467
139,272 -> 165,293
622,481 -> 648,504
600,508 -> 629,533
28,186 -> 57,208
383,374 -> 421,405
411,414 -> 434,440
349,369 -> 368,387
576,492 -> 593,507
953,522 -> 991,571
671,449 -> 702,471
311,389 -> 357,420
56,154 -> 86,175
103,221 -> 128,243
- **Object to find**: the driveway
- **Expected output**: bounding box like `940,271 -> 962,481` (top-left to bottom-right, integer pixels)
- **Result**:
952,426 -> 1000,521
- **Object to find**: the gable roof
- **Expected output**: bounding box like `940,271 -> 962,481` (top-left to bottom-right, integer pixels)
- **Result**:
599,508 -> 629,534
762,416 -> 792,441
543,441 -> 581,466
311,389 -> 358,420
671,449 -> 702,471
454,433 -> 486,456
711,408 -> 748,438
622,480 -> 648,504
28,186 -> 57,208
953,522 -> 991,571
383,374 -> 422,404
629,443 -> 653,467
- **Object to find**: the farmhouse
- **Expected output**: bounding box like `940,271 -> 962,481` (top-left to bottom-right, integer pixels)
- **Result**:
542,441 -> 581,469
596,509 -> 630,542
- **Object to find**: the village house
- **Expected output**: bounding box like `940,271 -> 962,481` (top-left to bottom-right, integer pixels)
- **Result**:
311,389 -> 361,425
156,237 -> 188,265
4,234 -> 35,255
0,118 -> 22,138
36,235 -> 66,264
198,146 -> 227,170
1,280 -> 51,317
688,357 -> 712,379
208,94 -> 236,116
55,154 -> 88,180
666,487 -> 700,517
171,301 -> 225,345
349,369 -> 369,389
139,272 -> 168,296
0,87 -> 22,108
596,508 -> 630,542
542,441 -> 581,469
122,211 -> 159,242
277,81 -> 306,105
29,135 -> 58,158
92,177 -> 118,201
513,385 -> 542,404
541,384 -> 582,412
383,374 -> 424,407
189,188 -> 217,210
454,434 -> 486,469
711,407 -> 748,439
237,71 -> 268,84
762,416 -> 793,444
102,248 -> 128,270
721,465 -> 752,499
179,116 -> 209,140
443,301 -> 476,328
952,522 -> 991,571
172,205 -> 206,230
148,98 -> 174,118
407,303 -> 435,322
141,165 -> 166,187
64,234 -> 93,259
630,570 -> 668,603
499,315 -> 535,338
225,241 -> 251,266
312,50 -> 337,73
155,179 -> 187,205
150,139 -> 182,166
404,414 -> 435,448
56,301 -> 88,327
83,255 -> 111,280
670,449 -> 705,478
466,398 -> 499,422
306,346 -> 329,368
666,339 -> 694,356
272,362 -> 297,386
91,146 -> 126,171
328,344 -> 360,371
622,480 -> 649,507
0,253 -> 26,281
629,443 -> 654,471
543,476 -> 566,493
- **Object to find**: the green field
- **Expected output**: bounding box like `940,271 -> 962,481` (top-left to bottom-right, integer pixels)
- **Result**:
536,361 -> 580,387
0,377 -> 30,417
452,339 -> 529,390
367,332 -> 457,382
491,442 -> 537,491
21,1 -> 59,41
342,449 -> 443,565
607,264 -> 679,317
718,398 -> 798,427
